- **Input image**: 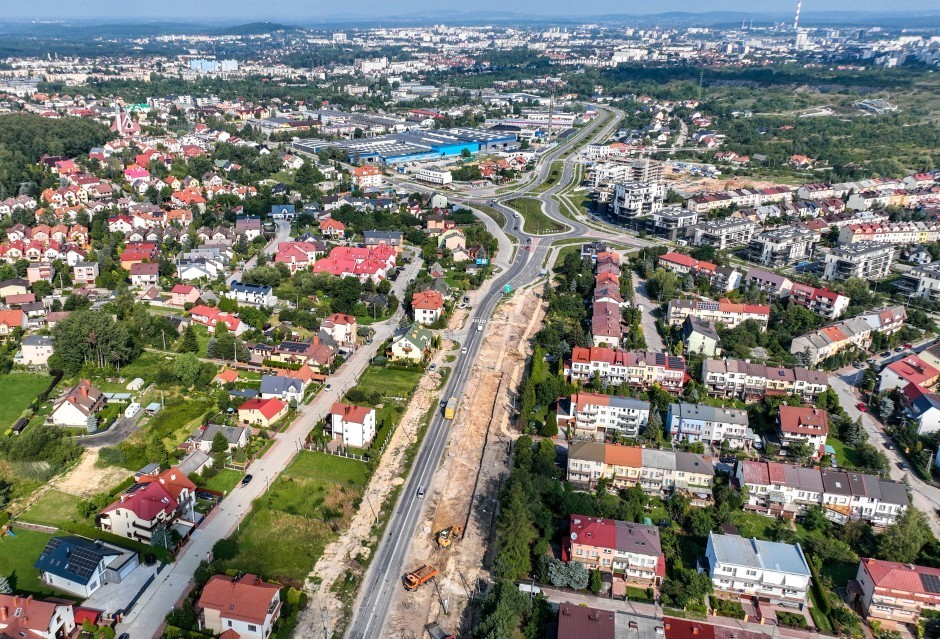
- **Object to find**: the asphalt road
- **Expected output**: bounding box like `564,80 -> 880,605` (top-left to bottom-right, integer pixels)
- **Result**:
225,220 -> 291,285
346,104 -> 647,639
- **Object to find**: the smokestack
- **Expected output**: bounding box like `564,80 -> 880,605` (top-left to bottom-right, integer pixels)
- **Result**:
794,0 -> 802,30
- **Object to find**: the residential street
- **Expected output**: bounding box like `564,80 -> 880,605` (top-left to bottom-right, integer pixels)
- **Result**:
115,253 -> 423,638
225,219 -> 291,285
828,372 -> 940,536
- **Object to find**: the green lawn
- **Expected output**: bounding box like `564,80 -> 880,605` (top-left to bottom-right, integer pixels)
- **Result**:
821,560 -> 858,589
0,529 -> 76,599
199,469 -> 244,495
0,373 -> 50,430
826,436 -> 862,469
20,490 -> 82,527
505,197 -> 566,234
354,367 -> 422,399
731,511 -> 778,540
218,452 -> 371,581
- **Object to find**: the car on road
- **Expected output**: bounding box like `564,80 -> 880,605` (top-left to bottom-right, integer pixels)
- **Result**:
461,347 -> 468,354
526,238 -> 531,244
477,325 -> 483,331
429,363 -> 437,371
897,462 -> 908,471
118,634 -> 130,639
525,245 -> 531,251
241,474 -> 253,485
325,383 -> 332,391
514,212 -> 520,218
867,358 -> 875,364
880,351 -> 892,358
857,402 -> 867,412
895,346 -> 904,352
417,486 -> 426,498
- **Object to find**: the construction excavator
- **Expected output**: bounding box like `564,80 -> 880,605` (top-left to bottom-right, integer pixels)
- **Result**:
435,525 -> 464,548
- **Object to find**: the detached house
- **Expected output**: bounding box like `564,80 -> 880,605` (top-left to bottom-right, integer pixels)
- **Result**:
411,290 -> 444,325
238,397 -> 288,428
0,594 -> 76,639
170,284 -> 201,307
705,533 -> 811,607
130,262 -> 160,288
259,375 -> 305,405
329,402 -> 378,448
197,574 -> 282,639
389,324 -> 433,362
321,313 -> 357,345
50,380 -> 105,427
34,536 -> 139,598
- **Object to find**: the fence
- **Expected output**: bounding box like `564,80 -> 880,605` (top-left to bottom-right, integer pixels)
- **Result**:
304,443 -> 370,463
12,521 -> 58,534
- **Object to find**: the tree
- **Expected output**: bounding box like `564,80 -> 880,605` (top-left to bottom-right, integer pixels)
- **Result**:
786,440 -> 814,463
644,410 -> 663,445
179,326 -> 200,354
211,432 -> 229,454
567,562 -> 589,590
547,558 -> 567,587
862,365 -> 879,393
645,268 -> 678,301
492,481 -> 535,582
877,508 -> 932,563
589,568 -> 603,594
802,505 -> 829,532
686,507 -> 715,537
0,573 -> 11,594
173,352 -> 201,387
877,396 -> 895,421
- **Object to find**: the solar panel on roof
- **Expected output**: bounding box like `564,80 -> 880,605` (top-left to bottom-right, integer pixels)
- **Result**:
921,573 -> 940,594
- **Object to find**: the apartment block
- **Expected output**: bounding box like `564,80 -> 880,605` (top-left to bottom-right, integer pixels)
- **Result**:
691,218 -> 759,250
895,261 -> 940,301
611,182 -> 666,218
742,267 -> 793,299
589,158 -> 664,203
705,533 -> 811,606
701,358 -> 827,402
788,283 -> 850,319
736,460 -> 908,526
565,347 -> 686,392
667,402 -> 751,449
556,392 -> 651,441
567,442 -> 714,503
744,227 -> 819,267
855,559 -> 940,630
823,241 -> 895,281
666,298 -> 770,330
564,515 -> 665,587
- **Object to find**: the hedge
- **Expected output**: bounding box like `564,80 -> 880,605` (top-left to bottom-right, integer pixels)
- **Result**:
262,359 -> 303,371
58,521 -> 173,564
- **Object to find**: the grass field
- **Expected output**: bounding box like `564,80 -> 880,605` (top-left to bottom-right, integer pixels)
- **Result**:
0,373 -> 50,430
0,529 -> 75,598
475,204 -> 506,227
20,490 -> 82,527
505,197 -> 566,235
355,367 -> 422,399
826,436 -> 861,469
200,469 -> 244,495
219,452 -> 371,581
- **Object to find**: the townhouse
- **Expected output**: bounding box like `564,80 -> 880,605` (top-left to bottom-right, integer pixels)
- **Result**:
855,559 -> 940,630
791,306 -> 907,365
564,515 -> 665,587
555,392 -> 651,441
735,460 -> 908,526
705,533 -> 811,607
313,245 -> 397,284
838,221 -> 940,246
823,242 -> 895,281
744,227 -> 819,267
787,283 -> 850,320
778,406 -> 829,458
685,186 -> 794,214
565,347 -> 687,392
667,402 -> 751,449
666,298 -> 770,330
567,442 -> 714,502
701,358 -> 827,402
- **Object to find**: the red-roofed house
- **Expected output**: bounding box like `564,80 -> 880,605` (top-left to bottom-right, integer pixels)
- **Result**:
99,480 -> 178,542
189,305 -> 245,336
321,313 -> 357,345
0,308 -> 26,341
137,466 -> 197,514
214,368 -> 240,385
319,217 -> 346,238
778,406 -> 829,459
351,165 -> 383,188
50,379 -> 105,427
238,397 -> 288,428
197,574 -> 282,639
411,290 -> 444,325
0,595 -> 76,639
329,402 -> 377,447
170,284 -> 200,307
856,558 -> 940,629
564,515 -> 665,588
879,354 -> 940,393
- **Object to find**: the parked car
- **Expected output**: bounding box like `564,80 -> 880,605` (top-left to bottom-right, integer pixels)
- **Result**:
241,474 -> 253,485
898,462 -> 908,471
461,347 -> 468,354
880,351 -> 892,358
904,343 -> 913,349
429,363 -> 437,371
852,362 -> 864,369
857,403 -> 867,412
895,346 -> 905,352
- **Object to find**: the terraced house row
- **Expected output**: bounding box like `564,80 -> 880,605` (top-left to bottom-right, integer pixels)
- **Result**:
701,358 -> 828,402
565,347 -> 687,391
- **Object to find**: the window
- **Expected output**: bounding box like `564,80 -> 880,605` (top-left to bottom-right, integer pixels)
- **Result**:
248,625 -> 258,632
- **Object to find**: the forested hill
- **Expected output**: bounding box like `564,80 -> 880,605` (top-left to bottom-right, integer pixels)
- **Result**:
0,112 -> 111,198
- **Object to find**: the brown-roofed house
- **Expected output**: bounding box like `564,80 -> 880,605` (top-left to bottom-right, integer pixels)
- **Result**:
197,574 -> 282,639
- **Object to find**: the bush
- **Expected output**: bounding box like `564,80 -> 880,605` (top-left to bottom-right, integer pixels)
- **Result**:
212,537 -> 239,562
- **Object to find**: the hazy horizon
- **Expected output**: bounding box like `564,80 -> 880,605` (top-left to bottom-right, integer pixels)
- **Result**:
5,1 -> 940,22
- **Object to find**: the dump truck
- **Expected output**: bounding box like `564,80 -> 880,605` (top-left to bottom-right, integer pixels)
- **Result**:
403,564 -> 439,591
444,397 -> 458,420
426,622 -> 458,639
435,525 -> 464,548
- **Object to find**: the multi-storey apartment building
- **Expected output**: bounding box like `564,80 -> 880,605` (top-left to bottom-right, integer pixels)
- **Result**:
787,283 -> 850,319
702,358 -> 828,402
823,242 -> 895,281
736,460 -> 908,526
855,559 -> 940,630
666,298 -> 770,330
744,227 -> 819,267
742,267 -> 793,299
895,261 -> 940,301
564,515 -> 665,587
611,182 -> 666,218
667,402 -> 751,449
589,158 -> 664,203
567,442 -> 714,503
691,218 -> 759,250
565,347 -> 686,392
556,392 -> 651,441
705,533 -> 811,607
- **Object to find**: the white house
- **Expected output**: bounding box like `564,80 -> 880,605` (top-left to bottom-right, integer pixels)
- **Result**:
197,423 -> 249,452
705,533 -> 811,606
50,380 -> 105,427
34,536 -> 140,598
329,402 -> 377,448
667,402 -> 751,449
228,281 -> 277,306
555,392 -> 651,440
0,594 -> 76,639
778,406 -> 829,458
259,375 -> 305,405
17,334 -> 54,366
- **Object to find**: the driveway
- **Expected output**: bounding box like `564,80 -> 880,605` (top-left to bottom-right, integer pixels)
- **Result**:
828,372 -> 940,535
633,279 -> 665,353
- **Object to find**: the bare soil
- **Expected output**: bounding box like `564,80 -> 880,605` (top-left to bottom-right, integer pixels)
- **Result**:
665,172 -> 782,194
383,284 -> 547,638
50,449 -> 130,498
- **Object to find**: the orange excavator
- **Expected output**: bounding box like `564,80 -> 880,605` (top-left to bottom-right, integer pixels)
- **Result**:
403,564 -> 439,591
435,525 -> 464,549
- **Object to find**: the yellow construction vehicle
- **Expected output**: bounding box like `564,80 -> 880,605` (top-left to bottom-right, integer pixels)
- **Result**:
435,525 -> 464,548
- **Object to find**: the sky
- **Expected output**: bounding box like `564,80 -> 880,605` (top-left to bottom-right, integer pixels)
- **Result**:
6,0 -> 940,21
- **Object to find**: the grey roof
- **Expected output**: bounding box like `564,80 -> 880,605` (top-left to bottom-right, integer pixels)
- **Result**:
878,480 -> 910,506
783,465 -> 824,493
568,441 -> 607,463
641,448 -> 676,471
22,334 -> 53,346
669,402 -> 748,426
231,281 -> 272,295
178,449 -> 211,476
709,533 -> 810,577
200,423 -> 247,445
35,536 -> 121,583
364,230 -> 403,241
674,451 -> 714,475
820,470 -> 852,496
260,375 -> 303,396
683,316 -> 721,342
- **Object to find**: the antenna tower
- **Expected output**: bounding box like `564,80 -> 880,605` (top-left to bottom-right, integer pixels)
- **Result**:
794,0 -> 802,31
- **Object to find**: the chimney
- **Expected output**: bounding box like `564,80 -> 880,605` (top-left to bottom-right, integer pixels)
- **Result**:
0,606 -> 7,621
692,627 -> 700,636
81,385 -> 88,397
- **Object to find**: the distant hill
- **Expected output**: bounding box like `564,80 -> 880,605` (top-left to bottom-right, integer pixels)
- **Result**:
209,21 -> 299,35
